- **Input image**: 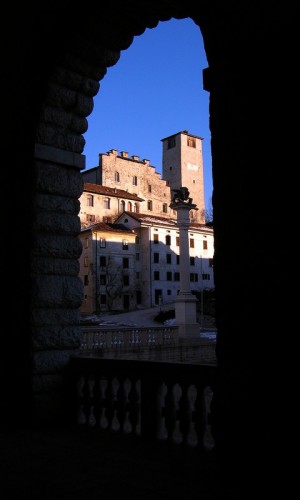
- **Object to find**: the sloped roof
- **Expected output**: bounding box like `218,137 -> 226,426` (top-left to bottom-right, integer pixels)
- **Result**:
83,183 -> 144,201
116,212 -> 214,233
81,222 -> 135,235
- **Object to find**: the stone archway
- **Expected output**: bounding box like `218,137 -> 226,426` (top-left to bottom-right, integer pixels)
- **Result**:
2,2 -> 297,496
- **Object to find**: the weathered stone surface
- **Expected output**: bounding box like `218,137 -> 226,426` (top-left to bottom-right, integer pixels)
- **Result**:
31,275 -> 83,308
32,373 -> 65,392
35,193 -> 80,214
32,325 -> 82,350
32,257 -> 80,276
51,66 -> 100,96
34,211 -> 81,235
36,123 -> 86,153
32,234 -> 82,259
31,307 -> 81,326
32,349 -> 79,374
35,162 -> 83,197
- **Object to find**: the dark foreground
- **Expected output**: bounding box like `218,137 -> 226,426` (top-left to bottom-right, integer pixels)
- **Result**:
1,426 -> 218,500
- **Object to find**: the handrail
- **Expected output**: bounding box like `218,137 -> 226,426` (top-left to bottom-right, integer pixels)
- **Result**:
80,325 -> 179,352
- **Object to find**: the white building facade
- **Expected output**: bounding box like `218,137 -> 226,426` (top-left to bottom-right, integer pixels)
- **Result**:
79,131 -> 214,313
115,212 -> 214,309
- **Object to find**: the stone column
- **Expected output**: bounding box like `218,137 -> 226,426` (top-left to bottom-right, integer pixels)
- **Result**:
170,188 -> 200,342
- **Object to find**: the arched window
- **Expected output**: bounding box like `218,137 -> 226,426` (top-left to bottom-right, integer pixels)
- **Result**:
115,171 -> 120,182
134,203 -> 139,213
128,201 -> 132,211
120,200 -> 125,212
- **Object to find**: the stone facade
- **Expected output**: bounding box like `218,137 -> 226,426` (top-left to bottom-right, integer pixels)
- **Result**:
79,183 -> 144,228
81,131 -> 205,224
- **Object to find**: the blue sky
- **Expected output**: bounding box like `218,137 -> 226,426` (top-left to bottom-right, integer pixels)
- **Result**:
83,18 -> 212,211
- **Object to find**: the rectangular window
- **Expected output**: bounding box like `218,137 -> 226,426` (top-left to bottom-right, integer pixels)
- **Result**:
100,256 -> 106,267
174,272 -> 180,281
103,198 -> 110,209
165,235 -> 171,246
122,240 -> 129,250
147,200 -> 153,211
153,252 -> 159,263
166,253 -> 172,264
84,256 -> 89,267
190,273 -> 198,282
167,290 -> 171,296
203,240 -> 208,250
86,214 -> 95,222
100,238 -> 106,248
190,256 -> 195,266
100,274 -> 106,285
202,273 -> 210,280
153,234 -> 159,244
166,271 -> 172,281
123,275 -> 129,286
87,194 -> 94,206
187,137 -> 196,148
100,294 -> 106,305
176,255 -> 180,265
148,184 -> 152,193
136,253 -> 140,261
84,275 -> 89,286
190,238 -> 194,248
176,236 -> 180,246
168,137 -> 176,149
209,258 -> 214,268
154,271 -> 160,280
133,176 -> 138,186
163,203 -> 168,213
84,238 -> 89,249
123,257 -> 129,268
102,216 -> 112,223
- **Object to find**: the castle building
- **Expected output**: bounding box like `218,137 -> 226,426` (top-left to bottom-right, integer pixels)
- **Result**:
79,131 -> 214,313
80,131 -> 206,225
161,131 -> 205,223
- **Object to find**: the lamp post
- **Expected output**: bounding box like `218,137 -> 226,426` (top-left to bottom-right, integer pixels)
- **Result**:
170,187 -> 200,342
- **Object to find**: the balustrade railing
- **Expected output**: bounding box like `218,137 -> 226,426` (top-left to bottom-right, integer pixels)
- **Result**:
70,354 -> 216,450
80,326 -> 179,352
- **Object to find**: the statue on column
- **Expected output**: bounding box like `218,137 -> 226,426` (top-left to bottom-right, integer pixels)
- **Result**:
171,186 -> 193,204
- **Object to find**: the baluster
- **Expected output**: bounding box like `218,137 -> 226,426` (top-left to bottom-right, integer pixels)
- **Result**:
156,382 -> 168,440
128,377 -> 141,436
193,381 -> 207,449
202,385 -> 215,450
110,377 -> 120,432
164,381 -> 177,443
76,375 -> 86,424
87,376 -> 96,427
122,378 -> 133,434
172,383 -> 183,444
116,376 -> 128,434
99,377 -> 108,430
177,381 -> 190,446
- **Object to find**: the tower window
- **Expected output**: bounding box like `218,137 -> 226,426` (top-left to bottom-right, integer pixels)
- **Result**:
168,137 -> 176,149
187,137 -> 196,148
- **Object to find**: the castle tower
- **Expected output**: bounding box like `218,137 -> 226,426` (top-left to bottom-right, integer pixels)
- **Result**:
161,131 -> 205,223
